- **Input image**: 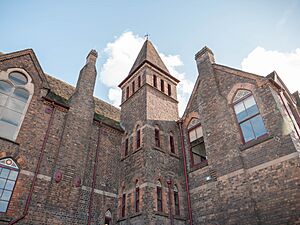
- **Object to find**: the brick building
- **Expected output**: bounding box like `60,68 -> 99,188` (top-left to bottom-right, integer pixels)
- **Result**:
0,40 -> 299,225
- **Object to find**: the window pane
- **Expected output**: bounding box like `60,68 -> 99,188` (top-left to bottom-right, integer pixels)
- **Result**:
5,180 -> 15,191
189,130 -> 196,142
244,96 -> 259,117
1,190 -> 12,201
0,81 -> 13,94
1,108 -> 22,126
0,120 -> 17,140
12,88 -> 29,102
0,200 -> 8,212
0,93 -> 8,106
0,168 -> 9,179
192,143 -> 207,164
195,126 -> 203,138
234,102 -> 247,122
240,120 -> 255,142
0,178 -> 5,188
8,170 -> 18,181
7,97 -> 26,113
9,72 -> 28,85
251,115 -> 267,138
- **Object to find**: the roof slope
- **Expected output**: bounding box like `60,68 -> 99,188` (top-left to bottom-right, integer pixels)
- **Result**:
129,40 -> 169,75
46,74 -> 121,122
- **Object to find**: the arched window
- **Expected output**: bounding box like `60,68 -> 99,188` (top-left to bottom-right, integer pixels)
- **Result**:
136,125 -> 141,149
233,90 -> 267,143
0,71 -> 33,141
174,185 -> 180,216
124,138 -> 129,157
169,133 -> 175,153
188,122 -> 207,167
155,127 -> 160,148
0,158 -> 19,212
135,180 -> 140,213
156,180 -> 163,212
104,210 -> 112,225
121,187 -> 126,217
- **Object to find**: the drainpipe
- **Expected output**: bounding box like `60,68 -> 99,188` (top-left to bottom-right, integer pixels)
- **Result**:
167,180 -> 174,225
87,123 -> 101,225
9,102 -> 56,225
177,120 -> 193,225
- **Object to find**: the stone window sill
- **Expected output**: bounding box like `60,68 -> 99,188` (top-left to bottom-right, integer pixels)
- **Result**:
0,136 -> 19,145
153,146 -> 165,153
174,214 -> 186,221
154,211 -> 169,218
189,160 -> 208,173
239,134 -> 273,151
169,152 -> 180,159
130,212 -> 142,218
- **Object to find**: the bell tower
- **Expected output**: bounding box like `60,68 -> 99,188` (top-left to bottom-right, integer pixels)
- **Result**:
118,40 -> 186,224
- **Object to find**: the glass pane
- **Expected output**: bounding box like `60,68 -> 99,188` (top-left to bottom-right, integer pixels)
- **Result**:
9,72 -> 28,85
0,120 -> 17,140
189,130 -> 196,142
234,102 -> 247,122
0,168 -> 9,179
1,108 -> 22,126
0,178 -> 5,188
195,126 -> 203,138
251,115 -> 267,138
5,180 -> 15,191
1,190 -> 12,201
192,143 -> 207,164
0,81 -> 13,94
6,97 -> 26,113
0,200 -> 8,212
12,88 -> 29,102
240,120 -> 255,142
244,96 -> 259,117
8,171 -> 18,181
0,93 -> 8,106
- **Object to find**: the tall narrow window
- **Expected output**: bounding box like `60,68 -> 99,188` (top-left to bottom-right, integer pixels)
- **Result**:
138,76 -> 141,88
156,180 -> 163,212
121,193 -> 126,217
126,86 -> 129,99
132,81 -> 135,93
189,125 -> 207,166
153,75 -> 157,88
135,181 -> 140,213
104,210 -> 112,225
124,138 -> 129,157
174,185 -> 180,216
169,134 -> 175,153
136,128 -> 141,149
0,158 -> 19,212
233,90 -> 267,143
0,71 -> 33,141
155,128 -> 160,148
161,79 -> 165,92
168,84 -> 172,96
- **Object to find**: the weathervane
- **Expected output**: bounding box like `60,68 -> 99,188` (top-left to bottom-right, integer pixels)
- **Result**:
144,33 -> 150,40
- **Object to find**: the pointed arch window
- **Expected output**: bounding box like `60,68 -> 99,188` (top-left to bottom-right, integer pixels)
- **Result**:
121,188 -> 126,217
155,128 -> 160,148
135,180 -> 140,213
156,180 -> 163,212
169,133 -> 175,153
124,138 -> 129,157
136,125 -> 141,149
0,158 -> 19,212
104,210 -> 112,225
233,90 -> 267,143
0,71 -> 33,141
174,185 -> 180,216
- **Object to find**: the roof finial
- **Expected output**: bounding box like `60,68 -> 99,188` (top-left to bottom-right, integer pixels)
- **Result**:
144,33 -> 150,40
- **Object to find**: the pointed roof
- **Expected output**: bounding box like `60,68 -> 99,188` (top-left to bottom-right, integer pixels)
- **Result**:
119,40 -> 179,87
129,40 -> 169,75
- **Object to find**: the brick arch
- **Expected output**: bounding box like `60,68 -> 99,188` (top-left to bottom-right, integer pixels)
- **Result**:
227,83 -> 256,104
183,111 -> 200,128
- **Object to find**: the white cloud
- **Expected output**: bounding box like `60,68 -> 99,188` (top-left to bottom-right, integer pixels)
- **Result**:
100,31 -> 193,115
241,47 -> 300,93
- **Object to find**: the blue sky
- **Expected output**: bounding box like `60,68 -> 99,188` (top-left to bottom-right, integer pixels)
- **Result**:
1,0 -> 299,113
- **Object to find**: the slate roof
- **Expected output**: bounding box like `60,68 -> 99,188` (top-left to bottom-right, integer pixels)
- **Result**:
45,74 -> 121,123
118,40 -> 179,87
